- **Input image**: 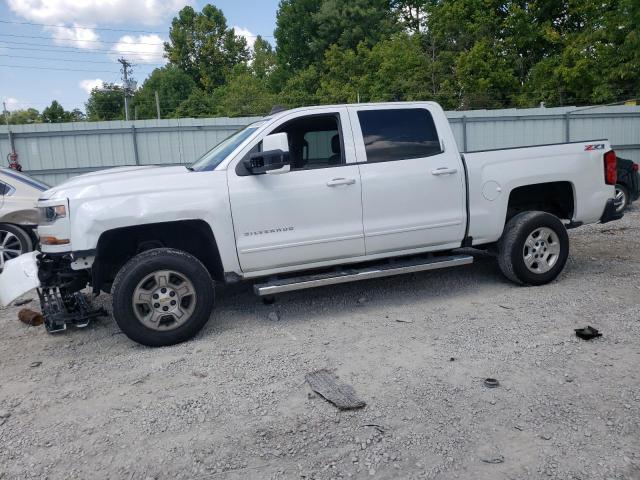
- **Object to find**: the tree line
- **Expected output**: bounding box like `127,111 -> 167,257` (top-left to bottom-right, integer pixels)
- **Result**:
4,0 -> 639,123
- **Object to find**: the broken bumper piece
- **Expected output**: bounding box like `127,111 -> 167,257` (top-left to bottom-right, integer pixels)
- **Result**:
37,288 -> 107,333
0,251 -> 41,306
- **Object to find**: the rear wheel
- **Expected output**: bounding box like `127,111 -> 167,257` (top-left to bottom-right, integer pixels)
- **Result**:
614,184 -> 629,213
112,248 -> 214,347
0,224 -> 33,271
497,211 -> 569,285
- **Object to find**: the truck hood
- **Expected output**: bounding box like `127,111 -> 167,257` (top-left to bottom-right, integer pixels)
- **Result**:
40,165 -> 193,201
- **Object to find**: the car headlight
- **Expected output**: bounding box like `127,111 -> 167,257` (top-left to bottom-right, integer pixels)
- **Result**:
40,204 -> 67,223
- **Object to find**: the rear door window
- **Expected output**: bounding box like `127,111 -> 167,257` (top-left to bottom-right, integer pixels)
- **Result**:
357,108 -> 442,163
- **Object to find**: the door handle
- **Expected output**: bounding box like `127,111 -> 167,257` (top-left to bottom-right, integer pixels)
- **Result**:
431,167 -> 458,176
326,178 -> 356,187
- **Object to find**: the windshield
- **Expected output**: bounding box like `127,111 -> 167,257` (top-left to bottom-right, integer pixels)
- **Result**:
190,122 -> 264,172
1,168 -> 50,191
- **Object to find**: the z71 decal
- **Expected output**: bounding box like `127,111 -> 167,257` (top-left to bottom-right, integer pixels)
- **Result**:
584,143 -> 605,151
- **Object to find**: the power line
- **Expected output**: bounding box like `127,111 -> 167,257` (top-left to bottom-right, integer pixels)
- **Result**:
0,19 -> 168,35
0,53 -> 163,65
0,33 -> 165,45
0,19 -> 275,38
0,63 -> 118,73
0,40 -> 166,57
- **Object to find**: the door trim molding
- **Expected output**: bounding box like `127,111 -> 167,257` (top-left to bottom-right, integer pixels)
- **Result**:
239,233 -> 364,254
365,220 -> 463,238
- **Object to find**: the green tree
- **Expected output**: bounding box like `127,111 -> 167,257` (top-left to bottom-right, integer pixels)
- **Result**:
311,0 -> 399,63
252,36 -> 277,79
277,65 -> 321,108
42,100 -> 71,123
85,83 -> 124,121
69,109 -> 86,122
1,108 -> 41,125
174,89 -> 218,118
455,40 -> 519,109
211,66 -> 276,117
132,65 -> 197,119
274,0 -> 322,72
391,0 -> 429,33
164,4 -> 250,91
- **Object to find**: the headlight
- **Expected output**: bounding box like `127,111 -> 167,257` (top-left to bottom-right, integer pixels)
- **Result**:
40,204 -> 67,223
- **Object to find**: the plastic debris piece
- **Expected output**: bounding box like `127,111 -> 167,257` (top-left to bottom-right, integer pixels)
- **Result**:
575,326 -> 602,340
14,298 -> 33,307
306,369 -> 366,410
484,378 -> 500,388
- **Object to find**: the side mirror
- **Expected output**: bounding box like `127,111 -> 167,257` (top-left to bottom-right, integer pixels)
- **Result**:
244,132 -> 290,174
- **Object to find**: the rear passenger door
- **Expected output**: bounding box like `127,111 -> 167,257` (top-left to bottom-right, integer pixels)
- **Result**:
350,104 -> 467,255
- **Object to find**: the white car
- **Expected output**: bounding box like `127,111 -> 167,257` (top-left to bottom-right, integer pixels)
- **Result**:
0,101 -> 622,346
0,168 -> 47,270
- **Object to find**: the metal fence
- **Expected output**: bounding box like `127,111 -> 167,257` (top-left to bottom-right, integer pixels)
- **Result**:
1,104 -> 639,186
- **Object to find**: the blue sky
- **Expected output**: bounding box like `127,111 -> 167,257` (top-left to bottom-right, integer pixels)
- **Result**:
0,0 -> 280,113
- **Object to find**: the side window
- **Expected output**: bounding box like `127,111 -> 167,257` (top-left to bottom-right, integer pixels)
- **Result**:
357,108 -> 442,163
274,114 -> 343,170
0,181 -> 14,195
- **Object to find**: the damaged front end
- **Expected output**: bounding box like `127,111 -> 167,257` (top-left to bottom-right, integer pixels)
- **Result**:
36,253 -> 106,333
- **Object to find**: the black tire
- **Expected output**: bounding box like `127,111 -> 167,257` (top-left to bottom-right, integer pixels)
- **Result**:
112,248 -> 214,347
497,211 -> 569,286
615,184 -> 629,213
0,223 -> 33,271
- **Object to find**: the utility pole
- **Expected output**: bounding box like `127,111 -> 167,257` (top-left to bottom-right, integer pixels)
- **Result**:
155,90 -> 161,120
118,57 -> 133,121
2,102 -> 9,125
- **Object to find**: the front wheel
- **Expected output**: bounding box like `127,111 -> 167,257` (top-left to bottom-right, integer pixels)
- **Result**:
497,211 -> 569,286
112,248 -> 214,347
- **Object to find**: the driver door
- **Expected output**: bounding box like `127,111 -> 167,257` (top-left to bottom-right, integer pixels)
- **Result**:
227,108 -> 365,273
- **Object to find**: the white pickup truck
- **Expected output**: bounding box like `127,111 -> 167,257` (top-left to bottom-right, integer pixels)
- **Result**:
0,102 -> 622,346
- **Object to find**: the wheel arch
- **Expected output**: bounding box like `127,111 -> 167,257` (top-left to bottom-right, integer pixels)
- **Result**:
93,219 -> 224,292
505,181 -> 575,223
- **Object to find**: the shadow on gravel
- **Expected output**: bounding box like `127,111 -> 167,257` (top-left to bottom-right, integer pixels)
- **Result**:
203,255 -> 504,336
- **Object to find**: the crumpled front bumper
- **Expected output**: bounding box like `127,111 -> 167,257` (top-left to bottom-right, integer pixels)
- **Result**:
0,251 -> 41,306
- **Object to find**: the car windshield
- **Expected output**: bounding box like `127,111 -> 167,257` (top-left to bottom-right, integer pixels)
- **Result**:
190,122 -> 264,172
1,168 -> 50,191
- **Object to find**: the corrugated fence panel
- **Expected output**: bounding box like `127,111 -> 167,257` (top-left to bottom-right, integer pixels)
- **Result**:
1,106 -> 638,185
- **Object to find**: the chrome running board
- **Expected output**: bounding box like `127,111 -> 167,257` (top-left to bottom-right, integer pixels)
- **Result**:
254,254 -> 473,296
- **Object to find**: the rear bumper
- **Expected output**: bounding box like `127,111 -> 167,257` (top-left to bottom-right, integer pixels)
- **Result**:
600,198 -> 624,224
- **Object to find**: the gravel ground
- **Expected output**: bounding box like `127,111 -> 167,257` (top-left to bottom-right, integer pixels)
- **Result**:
1,206 -> 639,480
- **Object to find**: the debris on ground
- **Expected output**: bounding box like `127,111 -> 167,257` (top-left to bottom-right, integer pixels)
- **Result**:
305,369 -> 366,410
363,424 -> 385,434
29,361 -> 42,368
13,298 -> 33,307
575,326 -> 602,340
481,454 -> 505,464
18,308 -> 43,326
395,318 -> 414,323
484,378 -> 500,388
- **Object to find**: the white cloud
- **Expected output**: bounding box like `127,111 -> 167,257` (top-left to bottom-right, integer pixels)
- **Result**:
233,26 -> 256,49
7,0 -> 192,26
3,97 -> 20,111
45,23 -> 99,49
79,79 -> 104,94
109,34 -> 165,64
